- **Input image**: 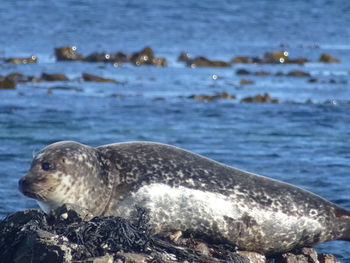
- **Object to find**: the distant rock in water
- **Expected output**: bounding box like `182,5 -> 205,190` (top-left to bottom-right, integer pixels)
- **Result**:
231,51 -> 309,65
82,73 -> 117,83
319,53 -> 340,63
178,52 -> 230,67
0,78 -> 16,89
55,46 -> 84,61
241,93 -> 279,103
0,205 -> 340,263
40,73 -> 69,82
188,92 -> 236,102
5,56 -> 38,64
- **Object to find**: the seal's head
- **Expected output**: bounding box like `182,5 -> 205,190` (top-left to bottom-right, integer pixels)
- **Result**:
19,141 -> 114,215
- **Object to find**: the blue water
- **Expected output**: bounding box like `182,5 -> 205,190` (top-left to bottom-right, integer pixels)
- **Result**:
1,0 -> 350,261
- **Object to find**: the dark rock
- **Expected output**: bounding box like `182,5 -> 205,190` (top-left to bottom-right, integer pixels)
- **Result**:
130,47 -> 154,66
84,52 -> 112,63
319,53 -> 340,63
308,78 -> 318,83
287,70 -> 311,77
254,71 -> 271,76
240,79 -> 254,85
41,73 -> 69,81
111,51 -> 128,64
236,69 -> 251,75
189,92 -> 235,102
178,52 -> 191,63
288,57 -> 309,64
0,206 -> 341,263
0,78 -> 16,89
241,93 -> 279,103
47,86 -> 84,93
275,71 -> 285,76
82,73 -> 117,83
6,72 -> 34,83
231,56 -> 252,64
129,47 -> 167,67
6,56 -> 38,64
188,56 -> 230,67
55,46 -> 84,61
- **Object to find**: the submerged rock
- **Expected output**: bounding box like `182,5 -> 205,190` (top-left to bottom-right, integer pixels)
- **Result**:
188,92 -> 236,102
0,78 -> 16,89
5,56 -> 38,64
319,53 -> 340,63
287,70 -> 311,77
240,79 -> 254,85
231,56 -> 252,64
82,73 -> 117,83
241,93 -> 279,103
40,73 -> 69,81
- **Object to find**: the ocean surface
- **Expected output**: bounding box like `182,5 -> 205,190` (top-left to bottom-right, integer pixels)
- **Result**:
1,0 -> 350,260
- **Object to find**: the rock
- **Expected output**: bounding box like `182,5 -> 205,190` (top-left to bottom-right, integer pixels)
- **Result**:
41,73 -> 69,81
275,71 -> 285,76
254,71 -> 271,76
178,52 -> 191,63
231,56 -> 252,64
308,78 -> 318,83
241,93 -> 279,103
6,56 -> 38,64
236,68 -> 251,75
84,52 -> 112,63
318,254 -> 339,263
300,247 -> 319,263
237,251 -> 266,263
82,73 -> 117,83
262,51 -> 289,64
0,206 -> 342,263
73,254 -> 115,263
152,57 -> 167,66
288,57 -> 309,64
240,79 -> 254,85
130,47 -> 154,66
55,46 -> 84,61
287,70 -> 311,77
0,78 -> 16,89
319,53 -> 340,63
280,252 -> 309,263
129,47 -> 167,66
189,92 -> 235,102
188,56 -> 230,67
111,51 -> 128,64
5,72 -> 34,83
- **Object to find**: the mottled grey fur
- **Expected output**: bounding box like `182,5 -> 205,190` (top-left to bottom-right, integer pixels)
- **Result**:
19,141 -> 350,255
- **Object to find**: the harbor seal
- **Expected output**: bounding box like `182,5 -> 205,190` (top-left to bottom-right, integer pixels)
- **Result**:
18,141 -> 350,254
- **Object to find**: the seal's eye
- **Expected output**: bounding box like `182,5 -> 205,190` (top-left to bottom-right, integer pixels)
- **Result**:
41,162 -> 54,171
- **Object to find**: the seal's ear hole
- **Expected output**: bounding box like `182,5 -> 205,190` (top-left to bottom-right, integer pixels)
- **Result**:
62,158 -> 66,163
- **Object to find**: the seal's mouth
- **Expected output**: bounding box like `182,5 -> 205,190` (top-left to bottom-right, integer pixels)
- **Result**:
18,176 -> 47,201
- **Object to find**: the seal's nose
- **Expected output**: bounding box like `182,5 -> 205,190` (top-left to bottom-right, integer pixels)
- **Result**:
18,177 -> 29,194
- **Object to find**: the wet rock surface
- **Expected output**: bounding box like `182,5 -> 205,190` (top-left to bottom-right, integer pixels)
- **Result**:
5,56 -> 38,64
82,73 -> 117,83
0,205 -> 341,263
241,93 -> 279,103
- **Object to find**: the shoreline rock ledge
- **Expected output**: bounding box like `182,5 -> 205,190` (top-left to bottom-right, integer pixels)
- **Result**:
0,205 -> 341,263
